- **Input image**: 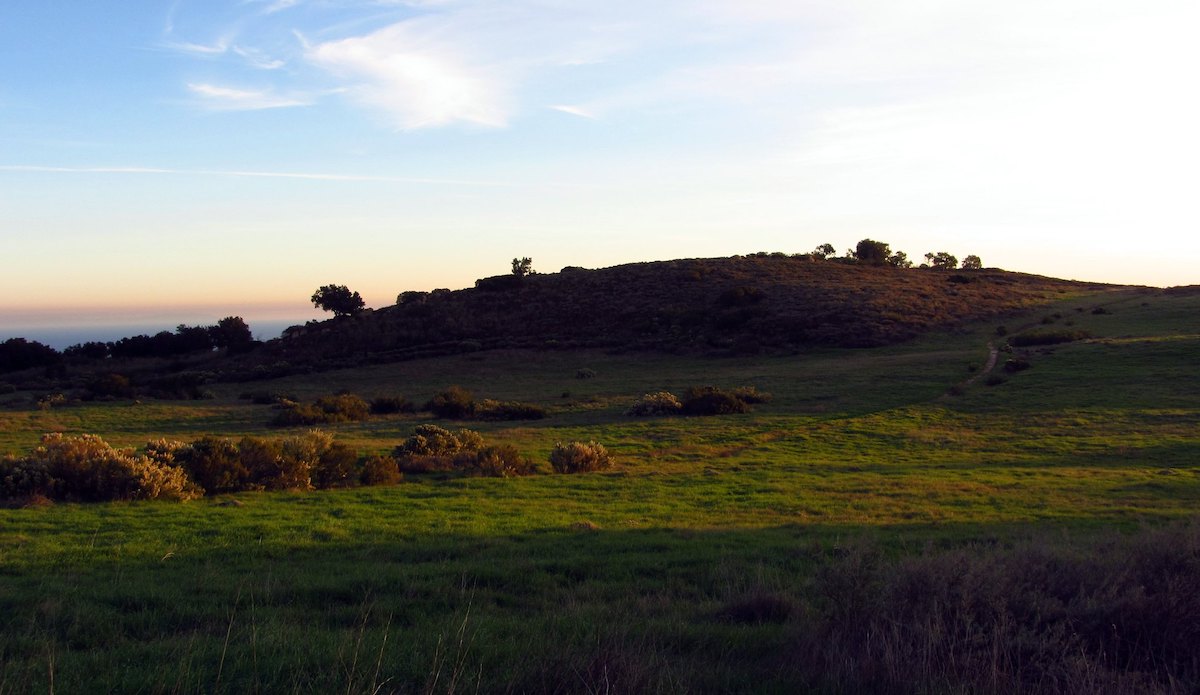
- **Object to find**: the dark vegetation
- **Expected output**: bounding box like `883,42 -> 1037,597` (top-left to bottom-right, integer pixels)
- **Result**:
258,250 -> 1095,370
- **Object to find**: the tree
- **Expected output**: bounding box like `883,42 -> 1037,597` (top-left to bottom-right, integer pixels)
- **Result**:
924,252 -> 958,270
210,316 -> 254,352
853,239 -> 892,266
511,257 -> 534,277
0,338 -> 60,373
961,255 -> 983,270
311,284 -> 365,317
887,251 -> 913,268
810,243 -> 836,261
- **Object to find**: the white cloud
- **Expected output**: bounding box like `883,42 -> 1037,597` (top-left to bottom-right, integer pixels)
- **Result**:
187,82 -> 312,110
549,104 -> 596,119
307,18 -> 513,129
233,46 -> 286,69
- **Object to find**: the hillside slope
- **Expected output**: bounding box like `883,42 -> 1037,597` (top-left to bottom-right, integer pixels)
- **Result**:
264,255 -> 1113,366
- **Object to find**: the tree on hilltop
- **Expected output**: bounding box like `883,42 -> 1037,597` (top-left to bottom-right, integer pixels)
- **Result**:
511,257 -> 534,277
810,243 -> 836,261
853,239 -> 892,266
924,252 -> 958,270
312,285 -> 365,317
962,255 -> 983,270
210,316 -> 254,352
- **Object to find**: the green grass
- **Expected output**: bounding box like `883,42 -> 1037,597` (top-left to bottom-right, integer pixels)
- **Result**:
1,287 -> 1198,692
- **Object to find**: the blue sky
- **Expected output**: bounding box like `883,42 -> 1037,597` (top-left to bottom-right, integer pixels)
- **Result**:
2,0 -> 1198,332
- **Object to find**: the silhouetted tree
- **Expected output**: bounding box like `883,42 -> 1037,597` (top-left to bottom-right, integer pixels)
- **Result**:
0,338 -> 60,373
925,252 -> 958,270
311,284 -> 365,317
64,341 -> 110,360
888,251 -> 913,268
210,316 -> 254,352
511,257 -> 534,277
961,255 -> 983,270
174,324 -> 214,353
854,239 -> 892,266
810,243 -> 836,260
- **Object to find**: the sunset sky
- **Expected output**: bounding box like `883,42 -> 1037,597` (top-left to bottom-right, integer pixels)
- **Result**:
2,0 -> 1197,336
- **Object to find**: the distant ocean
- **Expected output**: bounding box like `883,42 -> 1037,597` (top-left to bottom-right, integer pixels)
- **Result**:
0,319 -> 308,351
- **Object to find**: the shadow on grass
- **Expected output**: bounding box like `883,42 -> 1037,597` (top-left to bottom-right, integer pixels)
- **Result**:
3,518 -> 1198,694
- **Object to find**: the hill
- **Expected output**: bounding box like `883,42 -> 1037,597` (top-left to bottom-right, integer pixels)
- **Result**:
262,255 -> 1113,368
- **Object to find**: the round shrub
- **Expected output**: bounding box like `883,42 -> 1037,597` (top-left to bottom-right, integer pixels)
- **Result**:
626,391 -> 683,417
181,436 -> 246,494
466,445 -> 536,477
549,441 -> 614,474
369,396 -> 414,415
426,386 -> 476,419
575,368 -> 597,379
312,442 -> 360,489
681,386 -> 751,416
360,455 -> 402,486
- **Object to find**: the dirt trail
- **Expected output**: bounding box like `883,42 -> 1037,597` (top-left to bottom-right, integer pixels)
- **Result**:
964,341 -> 999,386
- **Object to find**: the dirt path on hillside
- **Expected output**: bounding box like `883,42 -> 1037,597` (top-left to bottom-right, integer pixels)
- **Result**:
964,341 -> 999,386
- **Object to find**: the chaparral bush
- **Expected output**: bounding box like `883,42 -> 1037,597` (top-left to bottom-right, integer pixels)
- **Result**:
369,396 -> 414,415
425,386 -> 476,419
626,391 -> 683,416
394,425 -> 486,474
181,436 -> 246,495
359,454 -> 402,486
312,442 -> 360,489
473,399 -> 547,421
680,386 -> 752,415
549,441 -> 614,474
464,444 -> 536,477
10,433 -> 199,502
271,393 -> 372,426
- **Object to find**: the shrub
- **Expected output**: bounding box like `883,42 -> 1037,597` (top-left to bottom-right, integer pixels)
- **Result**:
473,399 -> 547,421
549,441 -> 614,474
270,403 -> 329,427
464,445 -> 536,477
1004,358 -> 1032,373
426,386 -> 476,419
626,391 -> 683,416
395,424 -> 481,458
24,433 -> 199,502
278,429 -> 334,490
312,442 -> 359,489
181,436 -> 246,494
370,396 -> 414,414
314,394 -> 370,421
143,439 -> 192,467
728,386 -> 772,404
360,455 -> 402,486
0,454 -> 56,500
271,393 -> 372,426
84,373 -> 134,400
236,436 -> 291,491
575,368 -> 597,379
681,386 -> 751,415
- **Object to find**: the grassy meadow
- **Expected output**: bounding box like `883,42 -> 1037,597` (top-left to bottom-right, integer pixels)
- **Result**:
2,286 -> 1198,692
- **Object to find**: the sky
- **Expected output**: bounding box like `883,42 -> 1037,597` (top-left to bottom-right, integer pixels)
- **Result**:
2,0 -> 1198,336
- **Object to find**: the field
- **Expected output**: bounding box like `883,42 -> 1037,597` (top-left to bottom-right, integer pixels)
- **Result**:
2,286 -> 1199,693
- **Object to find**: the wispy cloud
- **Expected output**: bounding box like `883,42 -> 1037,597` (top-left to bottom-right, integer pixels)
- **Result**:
548,104 -> 596,120
188,82 -> 312,110
0,164 -> 577,188
307,18 -> 512,129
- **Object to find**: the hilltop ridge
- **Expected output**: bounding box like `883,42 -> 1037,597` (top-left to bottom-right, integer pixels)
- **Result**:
263,254 -> 1114,367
